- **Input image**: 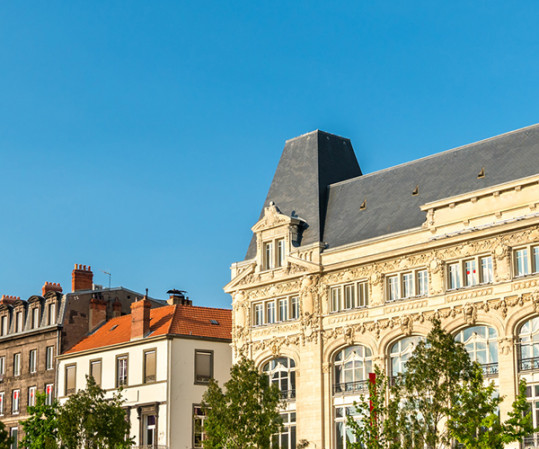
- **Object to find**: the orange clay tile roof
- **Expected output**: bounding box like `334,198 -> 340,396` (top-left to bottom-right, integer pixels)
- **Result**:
64,304 -> 231,354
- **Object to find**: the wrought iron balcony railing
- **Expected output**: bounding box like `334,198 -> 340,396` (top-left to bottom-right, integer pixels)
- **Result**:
279,389 -> 296,400
519,357 -> 539,372
333,380 -> 369,395
522,433 -> 539,448
481,362 -> 499,377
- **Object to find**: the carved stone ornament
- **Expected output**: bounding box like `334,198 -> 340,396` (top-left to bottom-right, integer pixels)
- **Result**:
400,315 -> 413,336
462,303 -> 477,326
343,326 -> 354,345
499,336 -> 514,356
533,289 -> 539,313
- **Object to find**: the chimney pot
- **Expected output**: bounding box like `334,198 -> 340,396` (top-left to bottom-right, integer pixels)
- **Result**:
72,264 -> 94,292
130,296 -> 151,340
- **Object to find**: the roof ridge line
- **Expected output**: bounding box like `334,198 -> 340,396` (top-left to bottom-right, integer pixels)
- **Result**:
328,122 -> 539,189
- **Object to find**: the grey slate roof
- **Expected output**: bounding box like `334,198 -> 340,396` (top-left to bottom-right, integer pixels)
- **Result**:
246,124 -> 539,259
324,124 -> 539,249
245,130 -> 362,259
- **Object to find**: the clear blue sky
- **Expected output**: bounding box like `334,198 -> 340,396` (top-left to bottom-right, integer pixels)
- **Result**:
1,1 -> 538,308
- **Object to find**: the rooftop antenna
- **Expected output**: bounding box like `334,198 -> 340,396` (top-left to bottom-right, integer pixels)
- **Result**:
102,271 -> 112,289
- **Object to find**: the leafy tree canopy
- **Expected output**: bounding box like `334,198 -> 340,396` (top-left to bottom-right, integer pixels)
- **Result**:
202,357 -> 282,449
20,392 -> 59,449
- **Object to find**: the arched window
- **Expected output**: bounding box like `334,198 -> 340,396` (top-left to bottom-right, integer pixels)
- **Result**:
390,336 -> 424,378
455,325 -> 498,376
262,357 -> 296,399
518,317 -> 539,372
333,345 -> 373,394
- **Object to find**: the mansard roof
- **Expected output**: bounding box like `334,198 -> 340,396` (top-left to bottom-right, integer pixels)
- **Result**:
245,130 -> 362,259
64,304 -> 232,354
248,123 -> 539,256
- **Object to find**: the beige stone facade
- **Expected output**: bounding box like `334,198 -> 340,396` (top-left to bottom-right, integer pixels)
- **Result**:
225,128 -> 539,449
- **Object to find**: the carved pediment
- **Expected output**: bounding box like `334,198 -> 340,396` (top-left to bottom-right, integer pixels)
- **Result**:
251,202 -> 302,233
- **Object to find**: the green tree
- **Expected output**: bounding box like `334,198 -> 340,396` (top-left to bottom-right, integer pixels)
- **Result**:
57,376 -> 133,449
346,366 -> 401,449
201,357 -> 282,449
0,421 -> 13,449
20,392 -> 59,449
448,366 -> 535,448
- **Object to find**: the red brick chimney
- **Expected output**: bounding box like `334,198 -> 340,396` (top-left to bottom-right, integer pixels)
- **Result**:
0,295 -> 19,305
72,264 -> 93,292
89,297 -> 107,331
42,282 -> 63,296
131,297 -> 151,340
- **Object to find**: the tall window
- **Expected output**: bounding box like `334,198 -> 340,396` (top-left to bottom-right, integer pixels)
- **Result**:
276,239 -> 285,268
32,308 -> 39,329
65,365 -> 76,395
28,386 -> 36,407
264,242 -> 274,270
194,350 -> 213,384
455,326 -> 498,376
193,405 -> 207,449
29,349 -> 37,374
417,270 -> 428,296
0,392 -> 4,415
10,427 -> 17,449
0,356 -> 5,376
46,346 -> 54,371
335,406 -> 360,449
15,312 -> 22,333
519,317 -> 539,372
330,281 -> 369,312
45,384 -> 53,405
464,259 -> 478,287
390,336 -> 424,378
143,415 -> 156,446
514,246 -> 539,277
386,269 -> 427,301
480,256 -> 493,284
271,411 -> 296,449
13,353 -> 20,376
278,298 -> 288,322
47,303 -> 56,325
290,297 -> 299,320
1,316 -> 7,336
262,357 -> 296,399
116,356 -> 128,387
253,296 -> 300,326
267,302 -> 276,324
334,346 -> 373,394
90,360 -> 102,386
254,304 -> 264,326
12,390 -> 20,414
448,263 -> 462,290
144,350 -> 156,383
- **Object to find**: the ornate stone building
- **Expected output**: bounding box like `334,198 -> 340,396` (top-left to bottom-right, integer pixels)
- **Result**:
225,126 -> 539,449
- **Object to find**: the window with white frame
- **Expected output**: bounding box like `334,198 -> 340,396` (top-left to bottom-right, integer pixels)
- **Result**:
10,427 -> 17,449
263,238 -> 287,271
524,384 -> 539,445
15,312 -> 22,333
32,307 -> 39,329
271,411 -> 296,449
65,364 -> 76,395
390,336 -> 424,378
0,356 -> 5,376
116,356 -> 128,387
447,255 -> 493,290
47,302 -> 56,325
1,316 -> 7,336
13,353 -> 20,377
0,392 -> 4,415
335,405 -> 360,449
262,357 -> 296,399
28,386 -> 36,407
264,242 -> 274,270
12,390 -> 20,414
330,281 -> 369,313
519,317 -> 539,372
253,296 -> 300,326
193,405 -> 207,449
46,346 -> 54,371
386,269 -> 428,301
455,326 -> 498,376
333,345 -> 373,394
276,239 -> 285,268
29,349 -> 37,374
514,245 -> 539,277
45,384 -> 53,405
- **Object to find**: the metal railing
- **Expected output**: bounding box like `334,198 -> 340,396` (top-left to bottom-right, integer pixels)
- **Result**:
481,362 -> 499,377
279,389 -> 296,400
519,357 -> 539,372
522,433 -> 539,448
333,380 -> 369,395
132,446 -> 168,449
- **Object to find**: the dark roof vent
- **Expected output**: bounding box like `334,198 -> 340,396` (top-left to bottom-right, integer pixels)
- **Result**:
477,167 -> 485,178
210,319 -> 219,325
360,200 -> 367,210
412,185 -> 419,196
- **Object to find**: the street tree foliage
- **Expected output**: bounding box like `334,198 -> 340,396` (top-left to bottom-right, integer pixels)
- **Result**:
348,319 -> 535,449
0,421 -> 12,449
20,392 -> 59,449
57,376 -> 133,449
201,357 -> 282,449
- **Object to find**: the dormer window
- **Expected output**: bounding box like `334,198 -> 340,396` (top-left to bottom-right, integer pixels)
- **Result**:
47,302 -> 56,325
0,316 -> 7,336
264,242 -> 274,270
277,239 -> 285,268
32,307 -> 39,329
15,311 -> 23,333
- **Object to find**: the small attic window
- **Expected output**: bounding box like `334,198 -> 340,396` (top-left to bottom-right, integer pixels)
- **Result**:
110,324 -> 118,331
477,167 -> 485,178
412,185 -> 419,196
360,200 -> 367,210
210,319 -> 220,325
